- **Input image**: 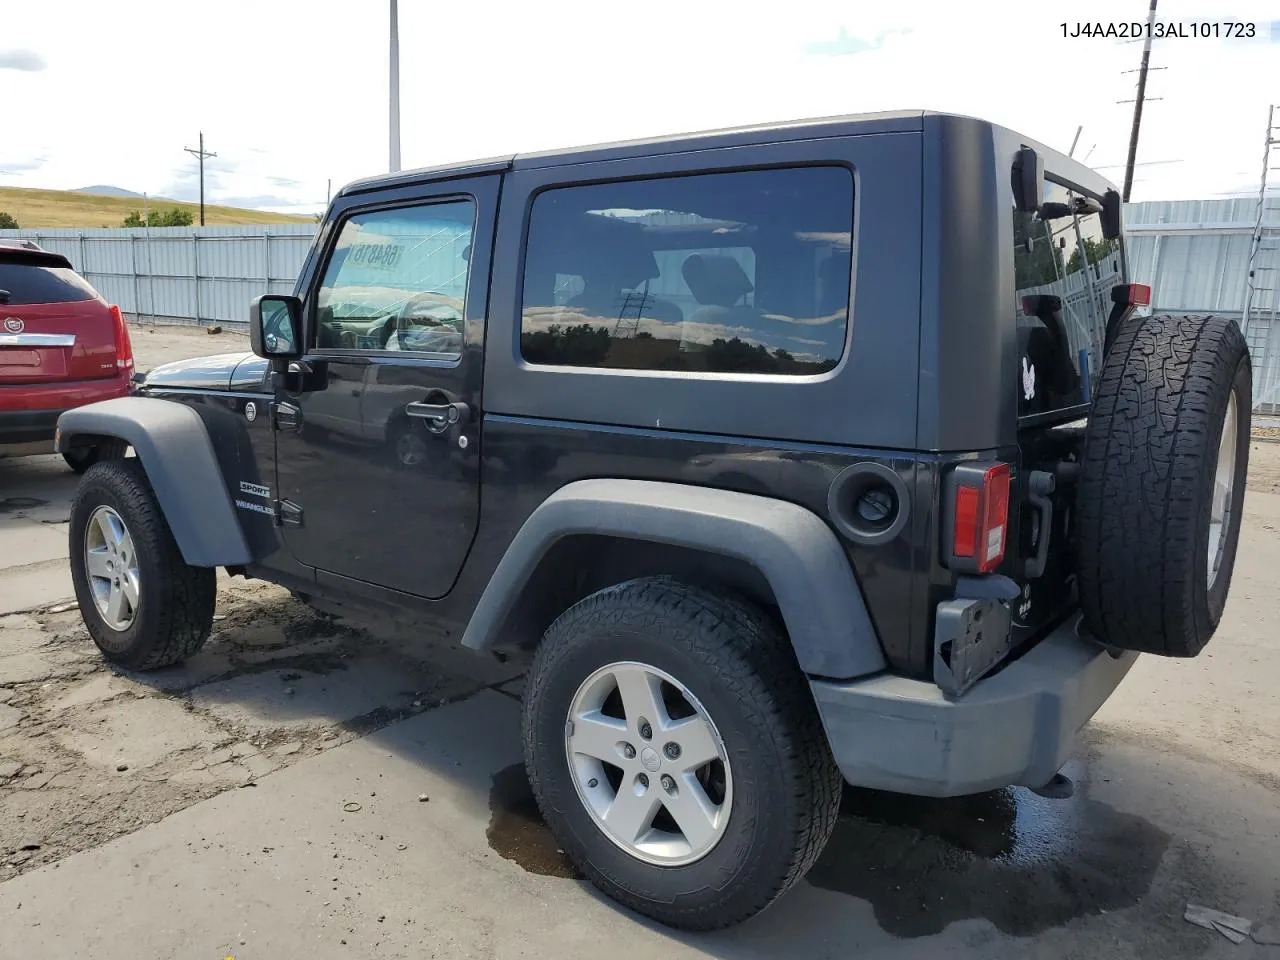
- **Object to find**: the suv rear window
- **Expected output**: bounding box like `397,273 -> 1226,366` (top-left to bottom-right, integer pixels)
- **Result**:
0,260 -> 100,306
520,166 -> 853,375
1013,181 -> 1123,417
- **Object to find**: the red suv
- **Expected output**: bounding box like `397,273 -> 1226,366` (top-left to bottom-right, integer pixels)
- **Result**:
0,240 -> 135,472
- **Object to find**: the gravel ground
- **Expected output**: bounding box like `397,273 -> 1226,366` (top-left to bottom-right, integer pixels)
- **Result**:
0,576 -> 519,882
127,320 -> 250,370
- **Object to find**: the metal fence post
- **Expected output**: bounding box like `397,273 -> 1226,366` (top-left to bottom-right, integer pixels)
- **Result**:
1149,217 -> 1165,314
192,233 -> 200,325
130,233 -> 140,317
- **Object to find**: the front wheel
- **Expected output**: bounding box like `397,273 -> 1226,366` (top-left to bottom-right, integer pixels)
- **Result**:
522,577 -> 841,930
69,459 -> 216,669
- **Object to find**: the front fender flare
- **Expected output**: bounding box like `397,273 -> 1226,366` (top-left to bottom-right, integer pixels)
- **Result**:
460,478 -> 886,679
56,396 -> 253,567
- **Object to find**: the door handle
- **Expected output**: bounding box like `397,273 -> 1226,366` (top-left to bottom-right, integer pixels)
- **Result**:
405,401 -> 470,425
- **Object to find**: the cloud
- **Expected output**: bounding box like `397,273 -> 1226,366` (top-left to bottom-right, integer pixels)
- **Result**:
0,49 -> 46,71
0,155 -> 48,175
1210,182 -> 1280,198
162,161 -> 232,202
218,192 -> 308,210
267,176 -> 303,188
804,27 -> 911,57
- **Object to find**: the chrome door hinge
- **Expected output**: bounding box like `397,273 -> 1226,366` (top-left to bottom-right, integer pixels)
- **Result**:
272,401 -> 302,432
274,499 -> 304,526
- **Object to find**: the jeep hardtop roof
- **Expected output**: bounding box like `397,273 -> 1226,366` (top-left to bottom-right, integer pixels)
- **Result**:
336,110 -> 1117,202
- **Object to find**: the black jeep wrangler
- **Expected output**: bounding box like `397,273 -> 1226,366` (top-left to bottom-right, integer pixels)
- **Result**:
55,111 -> 1251,930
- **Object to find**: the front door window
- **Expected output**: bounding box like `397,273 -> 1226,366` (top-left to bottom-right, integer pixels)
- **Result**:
314,200 -> 475,357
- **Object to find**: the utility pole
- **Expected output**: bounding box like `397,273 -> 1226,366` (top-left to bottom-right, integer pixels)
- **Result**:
1122,0 -> 1159,201
389,0 -> 401,173
326,178 -> 332,206
183,131 -> 217,226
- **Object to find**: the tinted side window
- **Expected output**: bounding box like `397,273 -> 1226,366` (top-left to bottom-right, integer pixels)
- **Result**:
1013,181 -> 1123,416
0,262 -> 99,305
314,200 -> 474,357
520,167 -> 853,375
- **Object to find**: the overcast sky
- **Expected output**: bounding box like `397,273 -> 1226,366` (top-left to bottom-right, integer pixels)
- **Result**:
1,0 -> 1277,213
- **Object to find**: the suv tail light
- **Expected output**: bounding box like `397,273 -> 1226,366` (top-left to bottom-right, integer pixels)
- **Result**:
944,461 -> 1011,574
110,305 -> 134,373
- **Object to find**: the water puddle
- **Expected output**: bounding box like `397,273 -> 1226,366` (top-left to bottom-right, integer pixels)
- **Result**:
807,775 -> 1170,937
486,763 -> 577,879
483,759 -> 1167,938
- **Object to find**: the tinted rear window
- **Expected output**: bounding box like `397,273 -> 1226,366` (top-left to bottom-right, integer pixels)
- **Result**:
1013,180 -> 1123,417
520,166 -> 853,375
0,261 -> 99,305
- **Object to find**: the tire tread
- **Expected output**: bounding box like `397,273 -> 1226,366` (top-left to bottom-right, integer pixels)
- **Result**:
1077,313 -> 1250,656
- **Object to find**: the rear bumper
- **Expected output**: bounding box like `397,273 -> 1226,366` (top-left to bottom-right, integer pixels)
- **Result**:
0,408 -> 63,445
811,615 -> 1138,797
0,378 -> 131,445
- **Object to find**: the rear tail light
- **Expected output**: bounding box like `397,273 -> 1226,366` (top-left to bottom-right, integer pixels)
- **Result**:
944,461 -> 1011,574
1110,283 -> 1152,308
1125,283 -> 1151,307
110,305 -> 134,373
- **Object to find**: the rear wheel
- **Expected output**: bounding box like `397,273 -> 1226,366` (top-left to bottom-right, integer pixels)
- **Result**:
62,438 -> 128,474
522,577 -> 841,930
1077,313 -> 1251,656
69,459 -> 216,669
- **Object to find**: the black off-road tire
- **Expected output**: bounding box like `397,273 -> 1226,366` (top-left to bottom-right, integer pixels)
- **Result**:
62,438 -> 128,474
69,459 -> 217,669
522,577 -> 842,930
1078,313 -> 1251,657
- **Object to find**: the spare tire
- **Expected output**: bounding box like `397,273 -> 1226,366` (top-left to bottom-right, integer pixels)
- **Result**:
1077,313 -> 1251,657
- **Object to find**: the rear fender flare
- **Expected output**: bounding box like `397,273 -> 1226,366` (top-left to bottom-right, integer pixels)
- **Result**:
460,478 -> 886,679
56,396 -> 253,567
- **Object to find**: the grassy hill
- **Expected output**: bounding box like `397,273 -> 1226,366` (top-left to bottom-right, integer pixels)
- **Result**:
0,186 -> 313,228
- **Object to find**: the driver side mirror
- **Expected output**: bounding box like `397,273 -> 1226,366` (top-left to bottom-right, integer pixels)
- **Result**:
249,294 -> 303,360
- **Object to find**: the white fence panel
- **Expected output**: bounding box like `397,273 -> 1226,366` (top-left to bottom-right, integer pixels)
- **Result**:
0,224 -> 316,327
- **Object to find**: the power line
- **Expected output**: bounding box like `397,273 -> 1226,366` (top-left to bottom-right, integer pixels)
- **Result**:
1091,159 -> 1184,170
183,132 -> 217,226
